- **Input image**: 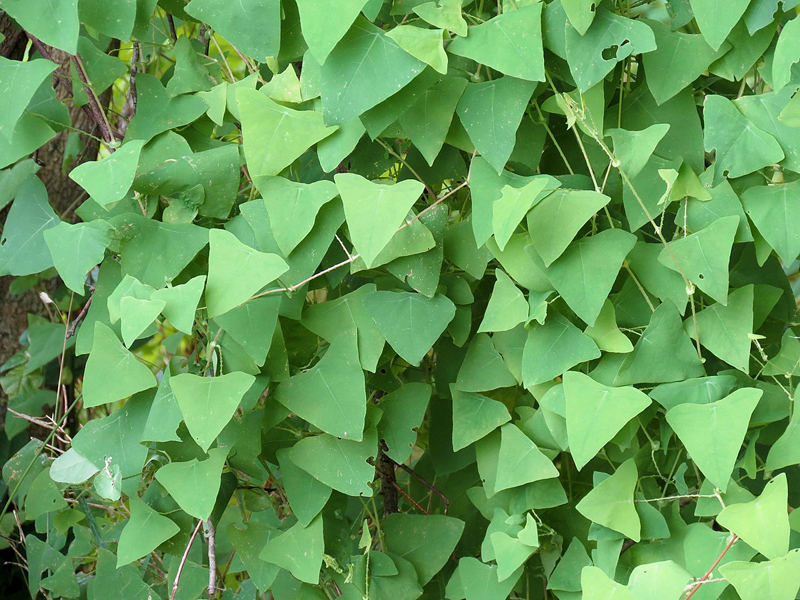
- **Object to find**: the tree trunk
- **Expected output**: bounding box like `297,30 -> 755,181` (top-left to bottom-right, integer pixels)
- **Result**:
0,14 -> 114,374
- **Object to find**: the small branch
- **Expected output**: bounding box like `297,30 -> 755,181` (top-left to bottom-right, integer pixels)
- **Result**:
129,41 -> 140,114
71,54 -> 116,145
167,14 -> 178,42
66,292 -> 93,338
205,520 -> 217,597
393,482 -> 428,514
171,521 -> 203,600
388,457 -> 450,514
684,535 -> 738,599
635,493 -> 718,504
198,24 -> 210,55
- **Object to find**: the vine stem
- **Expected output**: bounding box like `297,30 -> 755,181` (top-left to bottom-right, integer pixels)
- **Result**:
684,535 -> 738,599
206,520 -> 217,597
171,521 -> 203,600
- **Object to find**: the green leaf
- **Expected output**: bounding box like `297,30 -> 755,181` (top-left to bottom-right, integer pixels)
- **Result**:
561,0 -> 598,35
214,296 -> 279,367
490,531 -> 537,582
117,494 -> 180,566
184,0 -> 280,62
113,213 -> 209,288
764,329 -> 800,377
294,0 -> 367,65
259,514 -> 324,585
527,188 -> 610,267
685,284 -> 753,372
141,367 -> 183,443
320,16 -> 426,124
454,556 -> 523,600
277,449 -> 331,528
522,311 -> 601,387
720,550 -> 800,600
767,390 -> 800,471
151,275 -> 206,335
119,296 -> 165,347
659,215 -> 738,305
170,371 -> 256,451
564,9 -> 656,92
237,88 -> 336,179
717,473 -> 790,560
363,291 -> 455,366
456,76 -> 536,174
0,0 -> 79,53
585,300 -> 633,353
772,15 -> 800,92
72,392 -> 152,478
627,561 -> 692,600
274,331 -> 366,440
478,269 -> 529,333
383,513 -> 465,586
377,383 -> 431,463
564,371 -> 651,470
287,425 -> 377,496
495,423 -> 559,491
576,459 -> 641,541
228,520 -> 279,592
50,448 -> 99,484
205,229 -> 289,318
493,178 -> 551,251
643,20 -> 728,106
535,229 -> 636,326
0,58 -> 57,141
386,26 -> 448,74
413,0 -> 468,36
703,95 -> 784,185
335,173 -> 424,268
740,181 -> 800,266
615,301 -> 705,385
256,177 -> 338,256
606,124 -> 670,179
451,385 -> 511,451
82,323 -> 156,408
456,333 -> 517,392
43,220 -> 112,293
166,36 -> 213,95
689,0 -> 750,50
78,0 -> 136,39
0,177 -> 58,276
449,4 -> 544,81
301,284 -> 385,372
154,448 -> 228,520
666,387 -> 761,491
25,467 -> 67,520
581,566 -> 631,600
126,74 -> 208,141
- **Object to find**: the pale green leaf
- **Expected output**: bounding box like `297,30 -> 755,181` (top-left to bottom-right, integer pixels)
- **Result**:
170,371 -> 256,451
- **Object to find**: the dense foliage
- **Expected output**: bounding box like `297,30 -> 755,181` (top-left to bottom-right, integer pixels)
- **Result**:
2,0 -> 800,598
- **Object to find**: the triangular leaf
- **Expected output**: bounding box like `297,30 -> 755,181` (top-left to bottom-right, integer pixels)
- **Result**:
170,371 -> 256,451
564,371 -> 651,470
205,229 -> 289,318
274,331 -> 366,440
717,473 -> 790,560
576,459 -> 641,541
82,323 -> 156,408
666,388 -> 761,491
